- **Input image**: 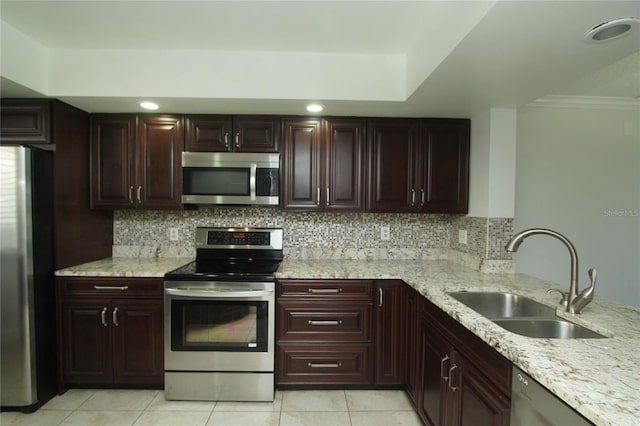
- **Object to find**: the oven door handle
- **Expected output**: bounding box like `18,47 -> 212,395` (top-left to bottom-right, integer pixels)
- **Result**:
165,288 -> 273,298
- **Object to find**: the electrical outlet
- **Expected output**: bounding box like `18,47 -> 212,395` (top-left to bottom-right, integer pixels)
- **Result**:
380,226 -> 390,241
458,230 -> 468,245
169,228 -> 179,241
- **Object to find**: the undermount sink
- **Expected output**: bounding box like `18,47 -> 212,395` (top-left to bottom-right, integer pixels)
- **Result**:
447,291 -> 606,339
493,318 -> 606,339
447,291 -> 556,318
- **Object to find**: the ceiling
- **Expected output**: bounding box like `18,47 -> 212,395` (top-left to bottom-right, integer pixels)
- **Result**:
1,1 -> 639,117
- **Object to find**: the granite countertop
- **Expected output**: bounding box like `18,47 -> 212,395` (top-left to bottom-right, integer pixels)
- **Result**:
277,259 -> 640,426
55,257 -> 192,277
56,257 -> 640,425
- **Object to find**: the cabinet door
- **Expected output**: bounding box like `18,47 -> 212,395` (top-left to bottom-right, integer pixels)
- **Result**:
136,115 -> 184,209
233,116 -> 280,152
282,119 -> 322,210
112,299 -> 164,385
404,287 -> 420,403
419,119 -> 469,213
60,299 -> 113,384
90,114 -> 136,209
0,99 -> 51,144
421,309 -> 452,426
366,119 -> 418,212
185,115 -> 233,152
324,119 -> 365,211
374,281 -> 404,385
450,350 -> 510,426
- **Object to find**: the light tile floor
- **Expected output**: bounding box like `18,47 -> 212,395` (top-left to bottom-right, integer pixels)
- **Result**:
0,389 -> 423,426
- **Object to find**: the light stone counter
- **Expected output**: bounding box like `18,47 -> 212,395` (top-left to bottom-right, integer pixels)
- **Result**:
55,257 -> 640,425
277,259 -> 640,426
55,257 -> 192,277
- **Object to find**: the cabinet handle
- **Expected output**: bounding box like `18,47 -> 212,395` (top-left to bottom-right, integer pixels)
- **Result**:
326,187 -> 330,206
100,307 -> 108,327
93,285 -> 129,291
235,132 -> 240,148
308,288 -> 342,294
128,186 -> 134,204
440,355 -> 450,381
421,188 -> 425,206
137,186 -> 142,203
112,307 -> 119,326
316,187 -> 321,206
224,133 -> 229,148
307,320 -> 342,326
411,189 -> 416,206
379,287 -> 383,307
448,364 -> 458,392
308,362 -> 342,368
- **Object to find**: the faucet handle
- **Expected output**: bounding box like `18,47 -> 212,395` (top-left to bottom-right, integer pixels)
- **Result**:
588,268 -> 597,286
546,288 -> 569,307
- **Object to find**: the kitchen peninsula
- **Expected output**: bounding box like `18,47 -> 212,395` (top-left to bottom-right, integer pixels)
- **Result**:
56,256 -> 640,426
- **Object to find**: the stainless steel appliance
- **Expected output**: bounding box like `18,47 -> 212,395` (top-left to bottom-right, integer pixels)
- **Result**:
0,146 -> 57,412
181,152 -> 280,206
164,227 -> 283,401
511,366 -> 593,425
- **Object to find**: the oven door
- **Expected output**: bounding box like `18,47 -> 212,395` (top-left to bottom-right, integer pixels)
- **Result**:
164,281 -> 275,372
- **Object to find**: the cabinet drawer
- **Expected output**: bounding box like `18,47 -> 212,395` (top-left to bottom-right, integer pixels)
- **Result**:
277,280 -> 372,300
277,343 -> 371,385
58,277 -> 164,298
277,301 -> 371,341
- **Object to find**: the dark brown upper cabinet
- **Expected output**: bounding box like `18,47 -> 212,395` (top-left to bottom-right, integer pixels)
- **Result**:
419,119 -> 469,213
282,118 -> 365,211
91,114 -> 184,210
185,115 -> 280,152
366,118 -> 469,213
0,99 -> 51,145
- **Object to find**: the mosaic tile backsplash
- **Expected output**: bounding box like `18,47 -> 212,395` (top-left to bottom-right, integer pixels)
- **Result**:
113,208 -> 513,268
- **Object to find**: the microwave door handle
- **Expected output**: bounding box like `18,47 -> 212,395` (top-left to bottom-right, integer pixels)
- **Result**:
250,163 -> 257,201
165,288 -> 273,298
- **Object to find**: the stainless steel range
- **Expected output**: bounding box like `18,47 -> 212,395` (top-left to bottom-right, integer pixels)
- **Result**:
164,227 -> 283,402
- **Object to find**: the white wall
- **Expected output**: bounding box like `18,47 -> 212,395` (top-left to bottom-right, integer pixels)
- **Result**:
468,108 -> 516,218
514,104 -> 640,307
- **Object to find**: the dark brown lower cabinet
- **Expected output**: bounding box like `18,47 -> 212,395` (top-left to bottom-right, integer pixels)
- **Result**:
374,280 -> 404,385
57,277 -> 164,388
418,297 -> 511,426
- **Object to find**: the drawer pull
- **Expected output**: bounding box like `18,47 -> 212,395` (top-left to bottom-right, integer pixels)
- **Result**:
93,285 -> 129,291
308,320 -> 343,326
308,288 -> 342,294
308,362 -> 342,368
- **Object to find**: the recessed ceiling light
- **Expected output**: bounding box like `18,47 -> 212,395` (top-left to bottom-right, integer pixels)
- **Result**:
584,17 -> 639,43
306,104 -> 324,113
139,101 -> 159,110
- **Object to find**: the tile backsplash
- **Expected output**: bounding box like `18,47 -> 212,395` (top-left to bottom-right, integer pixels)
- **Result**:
113,208 -> 513,271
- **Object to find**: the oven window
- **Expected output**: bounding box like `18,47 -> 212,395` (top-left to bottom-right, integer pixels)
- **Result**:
183,167 -> 250,196
171,300 -> 268,352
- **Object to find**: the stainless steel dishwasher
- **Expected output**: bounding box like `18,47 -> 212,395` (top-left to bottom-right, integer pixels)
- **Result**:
511,366 -> 593,426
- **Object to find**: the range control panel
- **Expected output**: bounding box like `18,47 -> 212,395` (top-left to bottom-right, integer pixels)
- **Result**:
196,227 -> 283,250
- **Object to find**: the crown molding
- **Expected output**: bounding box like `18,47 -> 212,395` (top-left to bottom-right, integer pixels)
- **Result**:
528,95 -> 640,111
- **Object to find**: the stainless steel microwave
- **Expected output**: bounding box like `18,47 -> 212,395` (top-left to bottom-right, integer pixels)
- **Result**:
182,152 -> 280,206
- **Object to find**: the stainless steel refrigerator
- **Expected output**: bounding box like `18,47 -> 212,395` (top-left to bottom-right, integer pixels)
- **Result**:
1,145 -> 57,412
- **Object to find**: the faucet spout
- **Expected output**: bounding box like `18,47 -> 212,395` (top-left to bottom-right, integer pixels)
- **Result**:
505,228 -> 595,314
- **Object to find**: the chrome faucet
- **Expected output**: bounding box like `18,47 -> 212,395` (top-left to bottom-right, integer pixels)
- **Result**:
505,228 -> 596,314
